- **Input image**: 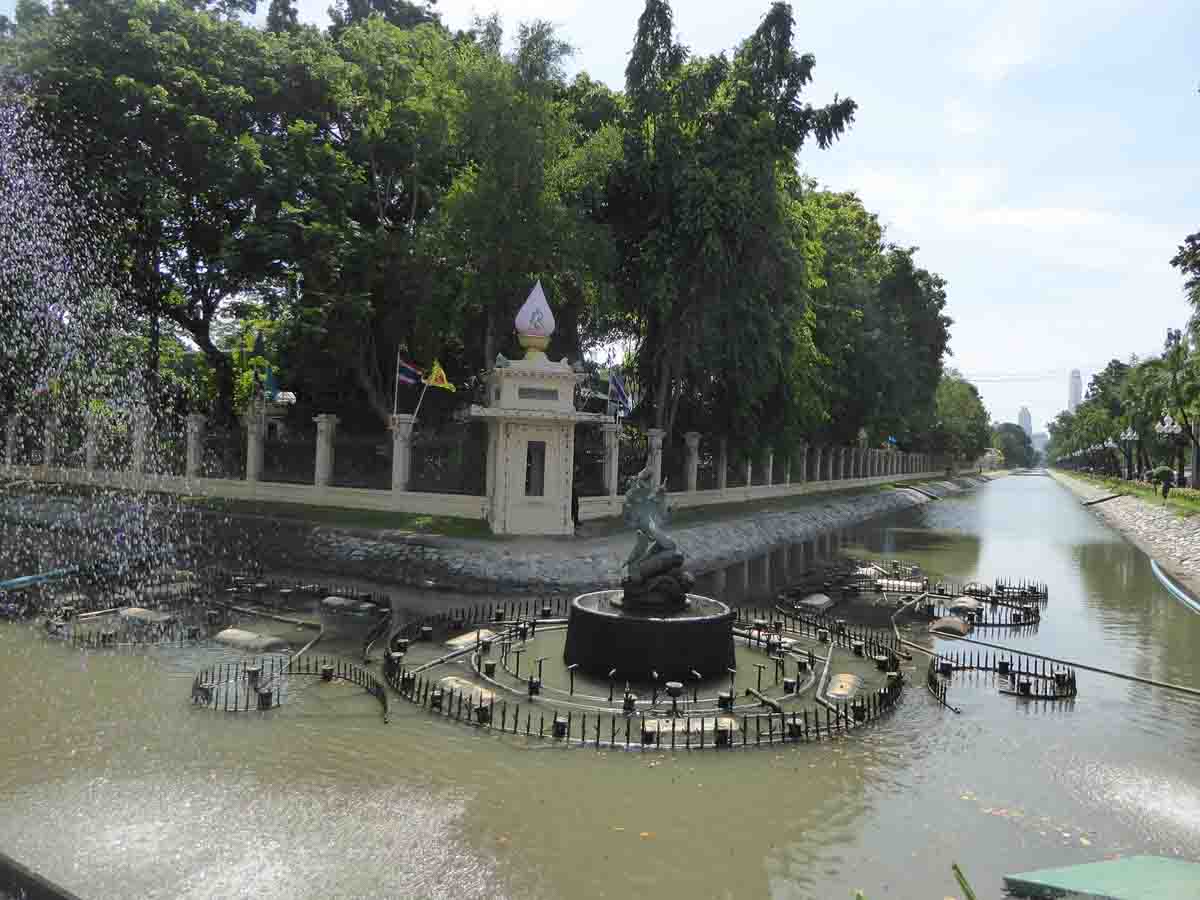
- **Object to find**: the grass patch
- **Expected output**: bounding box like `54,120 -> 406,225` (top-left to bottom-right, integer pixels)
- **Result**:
0,479 -> 495,539
1060,471 -> 1200,518
178,496 -> 496,538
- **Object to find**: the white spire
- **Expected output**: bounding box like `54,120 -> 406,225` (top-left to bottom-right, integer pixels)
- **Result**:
515,280 -> 555,338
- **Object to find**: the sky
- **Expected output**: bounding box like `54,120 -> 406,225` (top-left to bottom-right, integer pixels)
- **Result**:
7,0 -> 1197,433
305,0 -> 1200,433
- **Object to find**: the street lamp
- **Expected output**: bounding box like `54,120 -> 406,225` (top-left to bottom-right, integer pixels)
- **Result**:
1119,427 -> 1137,480
1156,413 -> 1184,485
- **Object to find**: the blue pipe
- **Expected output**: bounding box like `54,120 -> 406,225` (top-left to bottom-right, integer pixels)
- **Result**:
0,568 -> 79,592
1150,558 -> 1200,616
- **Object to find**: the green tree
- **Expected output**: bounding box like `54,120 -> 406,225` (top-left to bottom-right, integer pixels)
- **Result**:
932,370 -> 990,462
266,0 -> 299,33
611,0 -> 856,441
328,0 -> 437,38
992,422 -> 1034,468
12,0 -> 281,440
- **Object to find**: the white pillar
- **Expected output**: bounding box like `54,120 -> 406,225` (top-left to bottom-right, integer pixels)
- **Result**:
837,447 -> 846,480
744,456 -> 752,487
389,413 -> 416,492
684,431 -> 701,492
84,411 -> 100,471
601,422 -> 621,496
717,437 -> 728,491
3,415 -> 16,465
797,443 -> 807,483
813,445 -> 823,482
245,401 -> 265,483
646,427 -> 665,487
130,407 -> 148,474
764,449 -> 774,486
313,414 -> 339,488
186,414 -> 206,479
43,417 -> 58,468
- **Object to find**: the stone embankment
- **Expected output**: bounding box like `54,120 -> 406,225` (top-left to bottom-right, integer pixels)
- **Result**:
298,477 -> 987,591
3,476 -> 990,593
1052,471 -> 1200,598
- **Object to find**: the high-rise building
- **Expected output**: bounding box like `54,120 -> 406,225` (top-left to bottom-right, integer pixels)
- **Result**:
1069,369 -> 1082,412
1018,406 -> 1032,438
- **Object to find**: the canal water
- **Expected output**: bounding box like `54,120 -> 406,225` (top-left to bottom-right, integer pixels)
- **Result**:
2,475 -> 1199,898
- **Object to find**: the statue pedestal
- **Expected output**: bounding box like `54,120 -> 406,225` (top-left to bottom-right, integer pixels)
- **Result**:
564,589 -> 735,682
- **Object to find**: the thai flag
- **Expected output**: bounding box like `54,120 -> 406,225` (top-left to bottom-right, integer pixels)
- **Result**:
396,358 -> 424,385
608,371 -> 631,416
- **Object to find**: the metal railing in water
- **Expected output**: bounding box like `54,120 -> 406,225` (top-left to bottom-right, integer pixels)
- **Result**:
191,653 -> 389,722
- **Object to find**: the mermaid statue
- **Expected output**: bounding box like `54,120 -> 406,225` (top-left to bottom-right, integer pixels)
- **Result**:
620,465 -> 692,607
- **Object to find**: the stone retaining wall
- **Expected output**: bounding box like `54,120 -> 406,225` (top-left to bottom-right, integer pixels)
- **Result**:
2,477 -> 989,594
294,477 -> 985,592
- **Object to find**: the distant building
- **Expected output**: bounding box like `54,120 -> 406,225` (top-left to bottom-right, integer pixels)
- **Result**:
1069,370 -> 1082,412
1032,432 -> 1049,454
1018,406 -> 1032,438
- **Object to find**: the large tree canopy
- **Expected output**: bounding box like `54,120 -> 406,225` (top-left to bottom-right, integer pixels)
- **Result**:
3,0 -> 964,467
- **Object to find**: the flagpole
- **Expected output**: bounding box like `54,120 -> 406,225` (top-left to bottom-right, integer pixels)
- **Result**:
392,347 -> 402,417
411,382 -> 430,422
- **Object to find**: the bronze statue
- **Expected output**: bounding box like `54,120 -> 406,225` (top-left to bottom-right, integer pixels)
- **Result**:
620,465 -> 692,607
622,465 -> 676,572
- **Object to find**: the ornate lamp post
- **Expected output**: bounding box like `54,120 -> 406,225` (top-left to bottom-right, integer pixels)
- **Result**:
1119,427 -> 1137,480
1155,413 -> 1184,485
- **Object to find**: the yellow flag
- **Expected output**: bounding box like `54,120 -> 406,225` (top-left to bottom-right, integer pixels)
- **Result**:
424,360 -> 456,392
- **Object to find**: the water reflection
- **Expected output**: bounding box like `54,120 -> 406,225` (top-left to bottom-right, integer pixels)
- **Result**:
3,477 -> 1200,899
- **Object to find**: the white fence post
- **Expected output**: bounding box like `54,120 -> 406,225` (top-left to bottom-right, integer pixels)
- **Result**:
389,413 -> 416,492
186,414 -> 206,479
647,427 -> 665,487
718,437 -> 728,492
602,422 -> 621,496
43,417 -> 58,468
314,414 -> 339,488
684,431 -> 701,492
131,406 -> 148,475
245,401 -> 265,483
84,411 -> 100,471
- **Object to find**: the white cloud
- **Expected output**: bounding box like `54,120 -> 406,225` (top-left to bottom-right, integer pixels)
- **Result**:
943,98 -> 989,137
959,1 -> 1047,81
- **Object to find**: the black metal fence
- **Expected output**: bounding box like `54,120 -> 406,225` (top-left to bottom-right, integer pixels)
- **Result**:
926,647 -> 1079,711
382,598 -> 905,751
190,653 -> 389,721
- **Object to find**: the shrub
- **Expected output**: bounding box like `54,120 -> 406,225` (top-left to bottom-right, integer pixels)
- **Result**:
1148,465 -> 1174,484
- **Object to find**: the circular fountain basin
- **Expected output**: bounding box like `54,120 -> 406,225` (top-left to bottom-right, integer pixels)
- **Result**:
563,590 -> 735,681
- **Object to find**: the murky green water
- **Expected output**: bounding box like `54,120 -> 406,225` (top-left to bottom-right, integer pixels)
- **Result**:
3,475 -> 1200,898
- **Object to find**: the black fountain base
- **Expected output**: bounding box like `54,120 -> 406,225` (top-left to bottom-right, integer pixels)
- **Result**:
563,589 -> 736,682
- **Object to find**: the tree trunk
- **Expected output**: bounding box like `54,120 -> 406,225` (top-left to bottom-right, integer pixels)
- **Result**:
200,341 -> 238,476
145,309 -> 160,424
652,353 -> 671,431
353,345 -> 393,428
